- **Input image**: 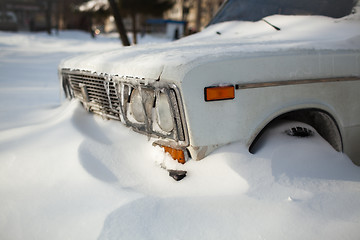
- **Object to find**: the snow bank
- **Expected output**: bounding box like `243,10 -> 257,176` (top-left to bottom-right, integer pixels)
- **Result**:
0,29 -> 360,240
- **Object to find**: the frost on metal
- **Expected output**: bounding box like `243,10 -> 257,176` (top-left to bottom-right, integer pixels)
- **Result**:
61,69 -> 188,146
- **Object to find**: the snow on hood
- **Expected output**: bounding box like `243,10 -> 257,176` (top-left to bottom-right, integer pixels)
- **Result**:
60,12 -> 360,81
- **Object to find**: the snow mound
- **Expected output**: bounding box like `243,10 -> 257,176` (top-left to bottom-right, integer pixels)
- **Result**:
1,30 -> 360,240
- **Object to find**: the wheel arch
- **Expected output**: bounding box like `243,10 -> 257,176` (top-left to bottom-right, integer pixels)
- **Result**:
249,108 -> 343,154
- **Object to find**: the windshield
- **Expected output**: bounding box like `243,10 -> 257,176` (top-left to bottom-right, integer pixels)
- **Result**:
209,0 -> 358,25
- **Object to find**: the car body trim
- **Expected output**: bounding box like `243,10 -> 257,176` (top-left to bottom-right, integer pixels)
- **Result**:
235,76 -> 359,90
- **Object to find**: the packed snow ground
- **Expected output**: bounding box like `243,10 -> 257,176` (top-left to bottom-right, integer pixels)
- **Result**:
0,29 -> 360,240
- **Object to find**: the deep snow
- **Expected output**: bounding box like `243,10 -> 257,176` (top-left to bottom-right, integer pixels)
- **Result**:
0,28 -> 360,239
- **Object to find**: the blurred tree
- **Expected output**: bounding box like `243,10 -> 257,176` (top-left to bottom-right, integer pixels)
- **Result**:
55,0 -> 87,30
76,0 -> 111,37
108,0 -> 130,46
76,0 -> 129,45
78,0 -> 174,45
120,0 -> 175,44
45,0 -> 53,34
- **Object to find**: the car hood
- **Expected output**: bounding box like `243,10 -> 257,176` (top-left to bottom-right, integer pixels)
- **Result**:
60,12 -> 360,82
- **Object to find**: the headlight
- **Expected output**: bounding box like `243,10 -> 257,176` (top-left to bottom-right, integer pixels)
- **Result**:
155,92 -> 174,132
129,88 -> 154,123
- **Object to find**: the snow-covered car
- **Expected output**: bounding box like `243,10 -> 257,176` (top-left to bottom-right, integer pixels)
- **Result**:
59,0 -> 360,166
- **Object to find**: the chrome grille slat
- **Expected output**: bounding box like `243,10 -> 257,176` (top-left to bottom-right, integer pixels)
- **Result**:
68,73 -> 118,115
71,82 -> 112,94
86,92 -> 117,102
71,81 -> 112,92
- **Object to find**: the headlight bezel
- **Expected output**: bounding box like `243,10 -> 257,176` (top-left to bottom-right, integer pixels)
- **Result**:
115,78 -> 187,145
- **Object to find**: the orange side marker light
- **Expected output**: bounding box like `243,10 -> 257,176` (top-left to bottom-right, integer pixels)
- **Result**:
204,85 -> 235,101
162,146 -> 186,164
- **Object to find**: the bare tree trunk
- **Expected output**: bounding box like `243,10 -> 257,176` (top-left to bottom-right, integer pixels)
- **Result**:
55,0 -> 60,35
46,0 -> 52,35
131,11 -> 137,44
196,0 -> 202,32
108,0 -> 130,46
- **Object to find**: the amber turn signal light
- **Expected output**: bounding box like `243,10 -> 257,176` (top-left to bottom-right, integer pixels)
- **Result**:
162,146 -> 186,164
204,85 -> 235,101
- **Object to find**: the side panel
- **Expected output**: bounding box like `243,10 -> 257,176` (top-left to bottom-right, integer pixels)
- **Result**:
179,51 -> 360,162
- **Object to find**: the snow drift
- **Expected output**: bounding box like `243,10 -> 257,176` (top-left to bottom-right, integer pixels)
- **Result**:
1,20 -> 360,240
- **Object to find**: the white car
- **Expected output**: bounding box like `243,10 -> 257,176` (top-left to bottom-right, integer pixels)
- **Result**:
59,0 -> 360,166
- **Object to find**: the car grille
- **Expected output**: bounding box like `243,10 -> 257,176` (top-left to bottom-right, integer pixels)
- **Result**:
61,69 -> 187,143
64,71 -> 121,119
